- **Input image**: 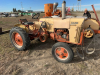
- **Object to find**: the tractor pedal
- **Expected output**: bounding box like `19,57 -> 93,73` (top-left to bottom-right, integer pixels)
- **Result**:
29,31 -> 33,34
35,33 -> 38,35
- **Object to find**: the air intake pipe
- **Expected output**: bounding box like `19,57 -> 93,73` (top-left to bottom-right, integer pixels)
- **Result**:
53,2 -> 58,14
62,1 -> 66,19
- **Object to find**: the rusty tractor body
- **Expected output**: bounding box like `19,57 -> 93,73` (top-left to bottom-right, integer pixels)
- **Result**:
10,1 -> 100,63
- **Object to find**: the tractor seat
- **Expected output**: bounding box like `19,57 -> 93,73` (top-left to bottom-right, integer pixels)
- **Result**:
24,22 -> 34,25
19,19 -> 34,25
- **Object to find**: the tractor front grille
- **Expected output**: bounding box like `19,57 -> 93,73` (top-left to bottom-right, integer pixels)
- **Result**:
75,27 -> 83,43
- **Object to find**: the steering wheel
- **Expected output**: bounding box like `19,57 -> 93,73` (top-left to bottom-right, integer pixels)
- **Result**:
32,13 -> 40,19
41,21 -> 47,28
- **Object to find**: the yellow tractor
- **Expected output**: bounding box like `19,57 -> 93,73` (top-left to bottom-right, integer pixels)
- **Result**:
9,1 -> 100,63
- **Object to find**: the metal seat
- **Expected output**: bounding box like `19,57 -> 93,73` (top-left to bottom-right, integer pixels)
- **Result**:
19,19 -> 34,25
24,22 -> 34,25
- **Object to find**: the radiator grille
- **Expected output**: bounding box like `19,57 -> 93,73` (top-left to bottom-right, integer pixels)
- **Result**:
75,27 -> 83,43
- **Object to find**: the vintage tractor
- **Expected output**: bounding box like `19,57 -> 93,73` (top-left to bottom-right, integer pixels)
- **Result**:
9,1 -> 100,63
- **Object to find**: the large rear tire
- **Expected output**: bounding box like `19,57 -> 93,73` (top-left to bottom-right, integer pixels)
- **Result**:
10,27 -> 30,51
52,42 -> 74,63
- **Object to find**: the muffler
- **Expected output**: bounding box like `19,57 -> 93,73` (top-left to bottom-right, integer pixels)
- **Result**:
62,1 -> 66,19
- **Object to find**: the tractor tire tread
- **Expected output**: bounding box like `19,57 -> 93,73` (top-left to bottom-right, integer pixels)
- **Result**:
52,42 -> 74,63
9,27 -> 30,51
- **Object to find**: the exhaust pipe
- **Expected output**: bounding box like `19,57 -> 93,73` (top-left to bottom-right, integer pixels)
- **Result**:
62,1 -> 66,19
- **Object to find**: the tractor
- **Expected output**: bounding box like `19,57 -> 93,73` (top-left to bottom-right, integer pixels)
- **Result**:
9,1 -> 100,63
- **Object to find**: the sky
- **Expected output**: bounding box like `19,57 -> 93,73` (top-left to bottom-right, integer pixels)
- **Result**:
0,0 -> 100,12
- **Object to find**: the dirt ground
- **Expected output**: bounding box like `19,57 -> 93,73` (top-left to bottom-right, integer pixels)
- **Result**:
1,13 -> 100,75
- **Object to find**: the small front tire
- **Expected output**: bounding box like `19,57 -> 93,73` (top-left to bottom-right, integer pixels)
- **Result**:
84,28 -> 94,38
52,42 -> 74,63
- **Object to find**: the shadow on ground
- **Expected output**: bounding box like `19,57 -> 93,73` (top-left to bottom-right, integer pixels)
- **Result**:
19,36 -> 100,64
0,30 -> 10,35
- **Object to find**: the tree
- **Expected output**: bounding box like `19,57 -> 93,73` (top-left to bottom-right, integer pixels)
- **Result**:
15,8 -> 17,12
18,10 -> 22,12
13,8 -> 17,12
13,8 -> 14,12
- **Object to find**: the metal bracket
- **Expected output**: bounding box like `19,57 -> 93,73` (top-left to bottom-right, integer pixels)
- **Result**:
76,45 -> 84,60
85,30 -> 95,55
85,36 -> 95,54
76,31 -> 96,60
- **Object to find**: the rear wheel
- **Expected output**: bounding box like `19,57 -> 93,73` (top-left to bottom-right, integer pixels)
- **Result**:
52,42 -> 74,63
10,27 -> 30,51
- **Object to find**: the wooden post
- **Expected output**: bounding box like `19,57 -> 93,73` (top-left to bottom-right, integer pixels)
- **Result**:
0,27 -> 2,34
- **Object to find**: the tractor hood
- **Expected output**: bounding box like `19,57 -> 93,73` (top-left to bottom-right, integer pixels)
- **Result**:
53,18 -> 70,28
53,17 -> 85,29
69,18 -> 85,27
34,17 -> 85,32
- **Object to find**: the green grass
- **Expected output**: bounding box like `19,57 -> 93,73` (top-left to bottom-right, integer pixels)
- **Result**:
0,21 -> 3,24
0,21 -> 8,25
0,21 -> 13,25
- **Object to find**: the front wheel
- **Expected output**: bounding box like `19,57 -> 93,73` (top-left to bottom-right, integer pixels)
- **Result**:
10,27 -> 30,51
84,28 -> 94,38
52,42 -> 74,63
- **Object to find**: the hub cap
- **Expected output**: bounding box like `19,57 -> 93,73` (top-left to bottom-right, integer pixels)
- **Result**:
12,32 -> 23,48
55,47 -> 68,60
84,30 -> 93,38
14,33 -> 23,46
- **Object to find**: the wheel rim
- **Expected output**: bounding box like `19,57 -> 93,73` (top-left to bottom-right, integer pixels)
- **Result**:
84,30 -> 93,38
39,34 -> 47,42
12,32 -> 23,48
55,47 -> 69,60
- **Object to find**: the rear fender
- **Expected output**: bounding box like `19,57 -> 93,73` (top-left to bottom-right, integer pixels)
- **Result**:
14,24 -> 29,33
